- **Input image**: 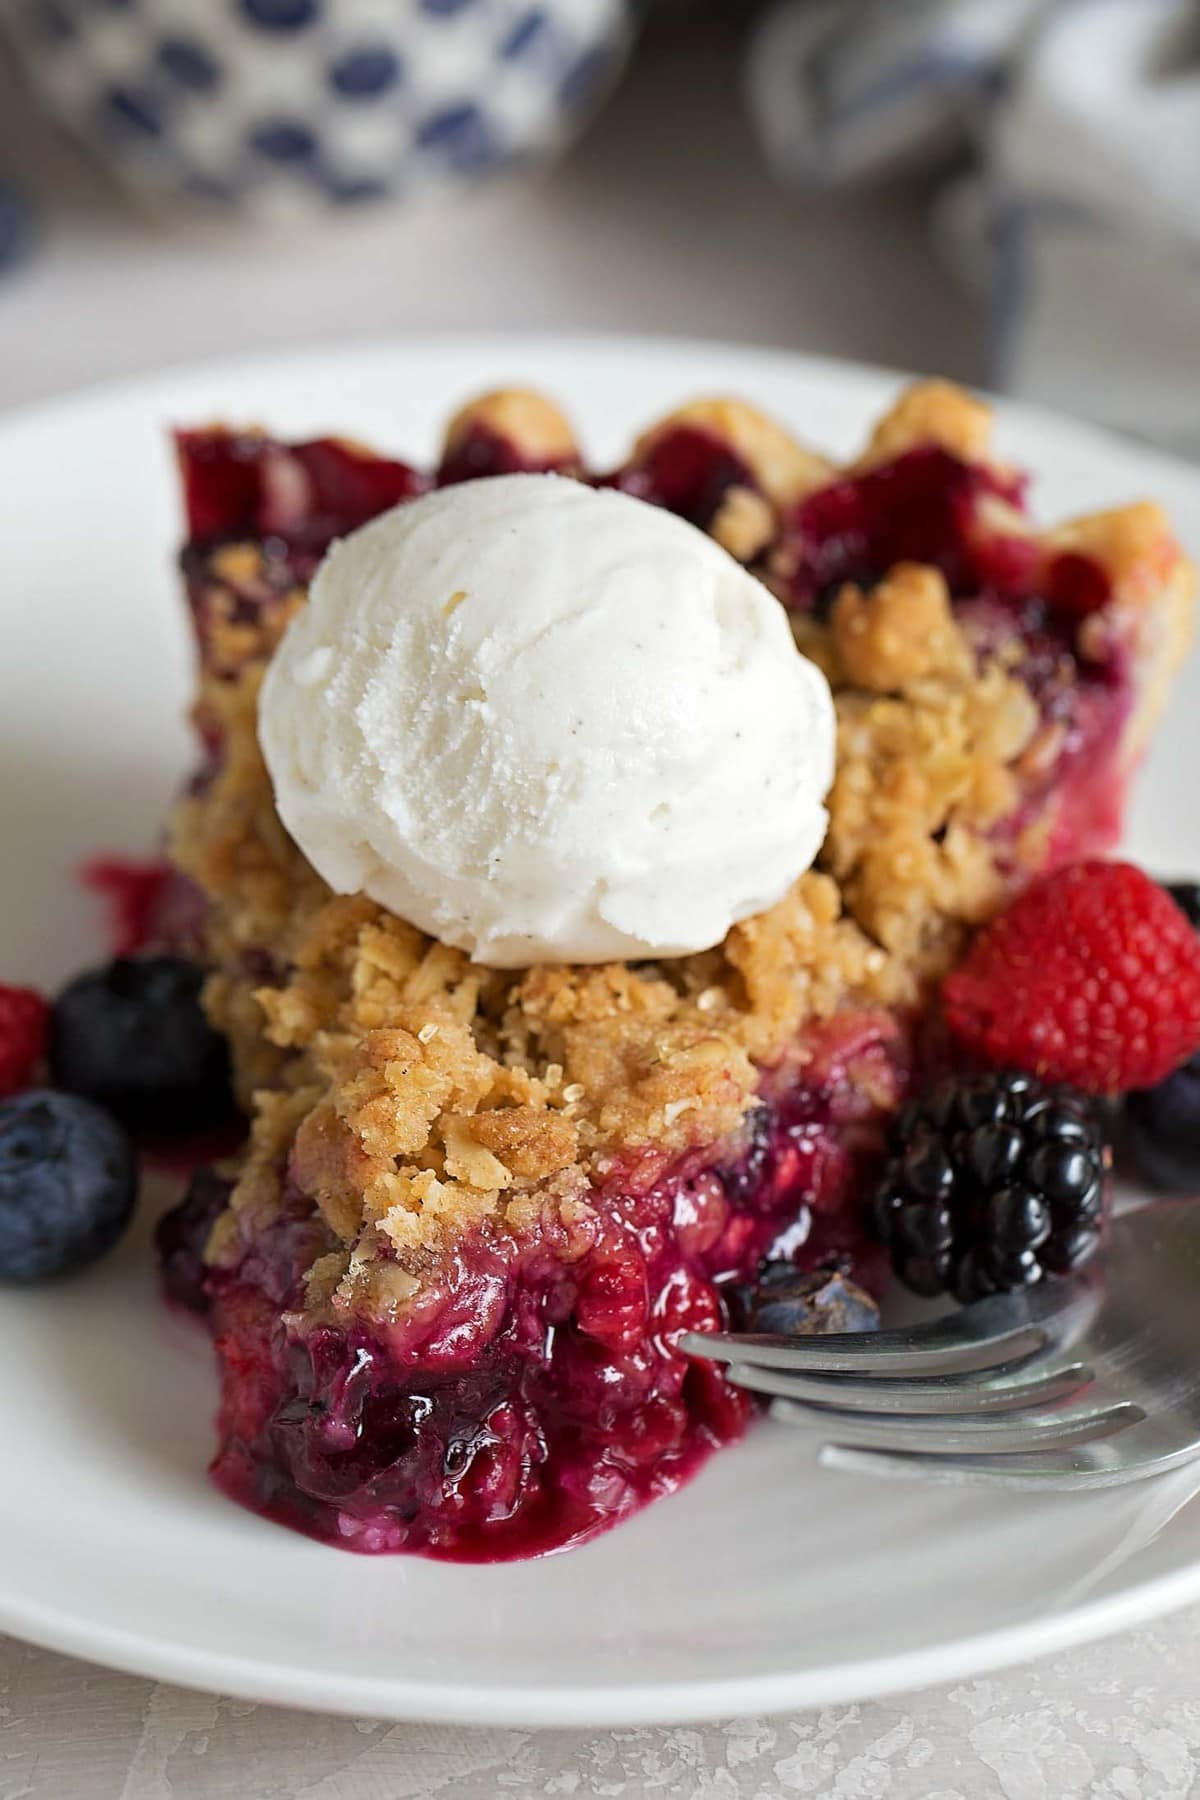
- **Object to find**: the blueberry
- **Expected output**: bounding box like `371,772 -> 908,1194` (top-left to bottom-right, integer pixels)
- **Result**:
1125,1052 -> 1200,1193
49,956 -> 234,1137
734,1265 -> 880,1336
0,1090 -> 137,1281
1165,882 -> 1200,932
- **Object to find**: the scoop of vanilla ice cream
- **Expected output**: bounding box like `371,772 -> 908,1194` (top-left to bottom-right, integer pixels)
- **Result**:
258,473 -> 835,967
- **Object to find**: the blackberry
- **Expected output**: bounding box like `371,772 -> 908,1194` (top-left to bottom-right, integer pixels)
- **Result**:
871,1071 -> 1109,1303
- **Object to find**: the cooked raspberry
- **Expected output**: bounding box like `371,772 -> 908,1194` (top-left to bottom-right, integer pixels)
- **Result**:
0,985 -> 49,1096
943,861 -> 1200,1094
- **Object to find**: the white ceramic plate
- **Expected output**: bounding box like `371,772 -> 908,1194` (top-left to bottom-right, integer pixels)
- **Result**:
2,336 -> 1199,1729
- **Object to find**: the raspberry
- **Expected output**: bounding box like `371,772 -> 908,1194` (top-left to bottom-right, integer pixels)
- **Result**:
0,984 -> 49,1096
943,861 -> 1200,1094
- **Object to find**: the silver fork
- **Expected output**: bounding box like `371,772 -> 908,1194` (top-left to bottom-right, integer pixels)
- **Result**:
681,1201 -> 1200,1490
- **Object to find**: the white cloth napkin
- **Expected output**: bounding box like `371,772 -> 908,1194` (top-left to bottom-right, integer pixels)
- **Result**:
746,0 -> 1200,452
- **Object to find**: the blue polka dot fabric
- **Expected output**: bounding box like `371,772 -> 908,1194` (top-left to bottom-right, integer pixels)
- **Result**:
6,0 -> 632,212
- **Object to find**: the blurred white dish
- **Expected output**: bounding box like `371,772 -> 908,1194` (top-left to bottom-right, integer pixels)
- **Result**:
0,0 -> 631,218
0,334 -> 1197,1727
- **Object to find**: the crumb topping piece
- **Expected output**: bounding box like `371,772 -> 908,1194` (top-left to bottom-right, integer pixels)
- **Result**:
633,396 -> 835,507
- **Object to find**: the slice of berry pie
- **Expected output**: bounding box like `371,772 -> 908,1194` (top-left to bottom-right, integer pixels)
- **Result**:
159,380 -> 1194,1560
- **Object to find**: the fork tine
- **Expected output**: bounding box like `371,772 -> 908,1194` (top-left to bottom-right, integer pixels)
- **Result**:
680,1321 -> 1048,1378
724,1361 -> 1093,1415
773,1398 -> 1144,1456
818,1436 -> 1188,1491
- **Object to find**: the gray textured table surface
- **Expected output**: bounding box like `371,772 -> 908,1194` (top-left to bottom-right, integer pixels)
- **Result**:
4,1612 -> 1200,1799
3,14 -> 1196,1799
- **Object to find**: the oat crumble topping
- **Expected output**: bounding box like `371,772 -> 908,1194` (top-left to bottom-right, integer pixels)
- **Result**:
169,381 -> 1193,1323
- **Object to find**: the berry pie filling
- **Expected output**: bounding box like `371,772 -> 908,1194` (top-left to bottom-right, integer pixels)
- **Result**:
161,1011 -> 904,1559
137,381 -> 1192,1560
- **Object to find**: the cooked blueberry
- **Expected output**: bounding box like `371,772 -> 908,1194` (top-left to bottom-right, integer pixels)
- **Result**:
732,1265 -> 879,1336
49,955 -> 234,1136
869,1071 -> 1109,1302
1125,1052 -> 1200,1192
719,1105 -> 772,1203
155,1164 -> 230,1313
0,1090 -> 137,1281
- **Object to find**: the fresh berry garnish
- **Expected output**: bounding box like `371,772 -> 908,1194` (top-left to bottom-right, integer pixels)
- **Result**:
1164,881 -> 1200,933
1124,1052 -> 1200,1194
0,1090 -> 138,1282
871,1071 -> 1109,1302
731,1263 -> 880,1335
49,956 -> 234,1137
0,984 -> 49,1096
943,861 -> 1200,1094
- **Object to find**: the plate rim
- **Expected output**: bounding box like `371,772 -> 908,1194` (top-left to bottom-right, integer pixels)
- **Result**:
3,329 -> 1199,1728
5,325 -> 1199,496
4,1562 -> 1200,1726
